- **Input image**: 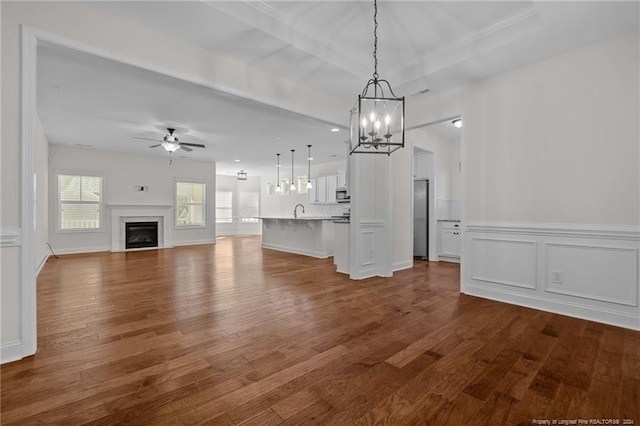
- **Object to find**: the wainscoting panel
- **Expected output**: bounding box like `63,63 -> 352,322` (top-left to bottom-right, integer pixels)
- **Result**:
465,221 -> 640,330
545,243 -> 638,306
361,231 -> 375,266
470,237 -> 537,289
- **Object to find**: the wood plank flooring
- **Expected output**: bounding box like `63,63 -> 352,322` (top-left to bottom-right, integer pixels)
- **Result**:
1,235 -> 638,425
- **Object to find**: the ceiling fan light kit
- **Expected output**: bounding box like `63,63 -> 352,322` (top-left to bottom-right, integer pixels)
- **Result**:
350,0 -> 405,156
136,128 -> 206,163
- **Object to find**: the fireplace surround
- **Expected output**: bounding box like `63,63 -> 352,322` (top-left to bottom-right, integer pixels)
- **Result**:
109,204 -> 173,251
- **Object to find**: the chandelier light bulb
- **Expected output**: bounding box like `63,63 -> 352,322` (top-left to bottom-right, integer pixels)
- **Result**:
370,112 -> 376,122
385,114 -> 391,125
361,118 -> 367,128
375,120 -> 381,131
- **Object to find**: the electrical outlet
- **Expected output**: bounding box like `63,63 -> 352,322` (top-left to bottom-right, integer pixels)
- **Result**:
552,271 -> 564,284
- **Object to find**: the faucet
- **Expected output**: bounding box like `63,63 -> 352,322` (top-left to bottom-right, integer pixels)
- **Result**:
294,204 -> 305,218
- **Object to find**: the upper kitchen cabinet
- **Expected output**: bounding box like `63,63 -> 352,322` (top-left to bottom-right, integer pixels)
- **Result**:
337,169 -> 347,188
325,174 -> 337,204
308,170 -> 345,205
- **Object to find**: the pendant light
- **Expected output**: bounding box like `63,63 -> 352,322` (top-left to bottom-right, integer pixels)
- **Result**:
237,170 -> 247,180
275,153 -> 282,193
350,0 -> 404,156
306,144 -> 313,189
290,149 -> 296,192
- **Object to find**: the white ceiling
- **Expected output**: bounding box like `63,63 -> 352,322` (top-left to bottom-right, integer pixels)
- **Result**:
37,1 -> 639,176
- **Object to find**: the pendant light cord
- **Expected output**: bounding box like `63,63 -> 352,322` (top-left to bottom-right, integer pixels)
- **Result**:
372,0 -> 378,80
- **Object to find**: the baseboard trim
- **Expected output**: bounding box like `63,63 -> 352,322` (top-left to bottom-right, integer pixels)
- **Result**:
52,246 -> 111,255
1,340 -> 23,364
36,254 -> 49,276
393,260 -> 414,272
465,284 -> 639,331
172,240 -> 215,247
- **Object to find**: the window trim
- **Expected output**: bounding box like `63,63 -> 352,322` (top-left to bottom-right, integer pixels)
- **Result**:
56,171 -> 104,234
175,178 -> 207,229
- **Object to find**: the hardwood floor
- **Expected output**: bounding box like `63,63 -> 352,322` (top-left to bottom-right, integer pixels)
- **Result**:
1,235 -> 638,425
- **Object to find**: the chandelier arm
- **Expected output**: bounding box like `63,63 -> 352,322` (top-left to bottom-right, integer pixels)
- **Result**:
377,79 -> 400,99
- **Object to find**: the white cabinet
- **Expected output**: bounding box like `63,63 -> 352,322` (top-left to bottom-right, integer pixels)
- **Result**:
337,169 -> 347,188
334,222 -> 350,274
309,173 -> 341,205
439,221 -> 461,262
326,174 -> 337,204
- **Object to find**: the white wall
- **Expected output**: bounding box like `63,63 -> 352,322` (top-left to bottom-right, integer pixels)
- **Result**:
407,31 -> 640,329
216,175 -> 261,236
260,160 -> 349,218
410,31 -> 639,226
48,145 -> 216,253
35,115 -> 49,272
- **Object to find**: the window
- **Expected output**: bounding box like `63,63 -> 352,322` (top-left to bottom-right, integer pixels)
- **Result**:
58,174 -> 102,231
176,181 -> 206,227
215,191 -> 233,224
239,191 -> 259,223
297,176 -> 310,194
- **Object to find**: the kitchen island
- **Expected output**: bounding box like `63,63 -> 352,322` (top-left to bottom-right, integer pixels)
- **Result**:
257,217 -> 336,258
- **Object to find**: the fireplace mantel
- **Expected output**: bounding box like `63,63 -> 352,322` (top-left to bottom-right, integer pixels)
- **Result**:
109,204 -> 173,252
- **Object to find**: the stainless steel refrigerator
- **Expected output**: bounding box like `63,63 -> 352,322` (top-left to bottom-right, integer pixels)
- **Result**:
413,179 -> 429,259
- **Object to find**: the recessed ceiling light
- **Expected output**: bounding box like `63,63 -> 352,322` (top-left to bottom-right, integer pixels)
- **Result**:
452,118 -> 462,128
234,159 -> 240,162
331,128 -> 340,132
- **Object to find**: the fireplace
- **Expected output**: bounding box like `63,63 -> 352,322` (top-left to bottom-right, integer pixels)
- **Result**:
125,222 -> 159,249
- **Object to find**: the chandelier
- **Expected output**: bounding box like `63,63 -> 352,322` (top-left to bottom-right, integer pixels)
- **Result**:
237,170 -> 247,180
350,0 -> 404,155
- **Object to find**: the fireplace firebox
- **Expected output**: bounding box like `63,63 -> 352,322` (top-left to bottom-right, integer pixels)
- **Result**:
125,222 -> 159,249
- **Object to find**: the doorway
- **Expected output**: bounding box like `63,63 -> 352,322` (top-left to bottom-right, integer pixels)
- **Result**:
413,179 -> 429,259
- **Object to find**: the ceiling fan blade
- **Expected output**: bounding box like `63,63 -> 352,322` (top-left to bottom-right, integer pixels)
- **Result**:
135,136 -> 161,142
180,145 -> 193,152
180,142 -> 205,148
149,144 -> 162,148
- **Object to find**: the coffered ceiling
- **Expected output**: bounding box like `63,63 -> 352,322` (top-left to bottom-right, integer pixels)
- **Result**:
37,1 -> 639,176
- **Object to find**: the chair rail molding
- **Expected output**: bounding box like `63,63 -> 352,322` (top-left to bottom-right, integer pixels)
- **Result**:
1,228 -> 22,247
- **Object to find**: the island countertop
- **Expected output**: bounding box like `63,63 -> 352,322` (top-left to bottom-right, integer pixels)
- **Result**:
255,216 -> 335,221
259,217 -> 335,258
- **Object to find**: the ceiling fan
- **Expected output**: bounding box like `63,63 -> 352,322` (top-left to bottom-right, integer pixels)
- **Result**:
134,128 -> 205,153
